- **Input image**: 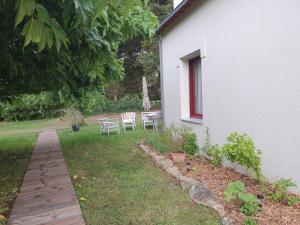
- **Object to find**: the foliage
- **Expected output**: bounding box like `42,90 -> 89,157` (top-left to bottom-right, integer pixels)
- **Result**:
118,0 -> 172,101
0,92 -> 63,121
145,132 -> 172,153
1,0 -> 158,97
243,218 -> 257,225
182,130 -> 199,156
224,181 -> 260,217
105,94 -> 143,112
0,215 -> 6,225
64,107 -> 84,127
222,132 -> 262,180
207,144 -> 222,166
165,125 -> 185,153
148,125 -> 199,155
269,178 -> 299,206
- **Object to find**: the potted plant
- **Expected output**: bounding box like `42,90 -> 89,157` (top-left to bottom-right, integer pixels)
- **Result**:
64,107 -> 84,132
167,126 -> 186,162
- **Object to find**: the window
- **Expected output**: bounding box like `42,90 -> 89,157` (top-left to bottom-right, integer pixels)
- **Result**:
189,56 -> 203,119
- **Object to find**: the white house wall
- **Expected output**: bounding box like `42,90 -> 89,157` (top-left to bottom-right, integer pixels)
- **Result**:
160,0 -> 300,193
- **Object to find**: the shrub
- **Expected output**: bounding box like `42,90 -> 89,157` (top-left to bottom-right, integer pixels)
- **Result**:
269,178 -> 299,206
222,132 -> 262,180
64,107 -> 85,128
224,181 -> 260,219
0,92 -> 63,121
207,144 -> 222,166
105,94 -> 143,112
181,128 -> 199,155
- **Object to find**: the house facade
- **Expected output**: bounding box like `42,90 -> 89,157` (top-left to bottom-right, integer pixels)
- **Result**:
158,0 -> 300,193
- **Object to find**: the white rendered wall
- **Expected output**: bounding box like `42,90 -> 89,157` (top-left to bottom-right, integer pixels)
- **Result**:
161,0 -> 300,193
173,0 -> 183,9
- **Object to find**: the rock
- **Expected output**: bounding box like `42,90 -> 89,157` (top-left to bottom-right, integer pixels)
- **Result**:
157,158 -> 173,170
179,177 -> 200,190
166,167 -> 183,179
139,144 -> 150,154
189,184 -> 226,217
221,217 -> 234,225
154,155 -> 166,162
148,150 -> 158,159
212,203 -> 226,217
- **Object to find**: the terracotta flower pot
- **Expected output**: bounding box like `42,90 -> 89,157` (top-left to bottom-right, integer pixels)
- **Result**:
171,152 -> 186,162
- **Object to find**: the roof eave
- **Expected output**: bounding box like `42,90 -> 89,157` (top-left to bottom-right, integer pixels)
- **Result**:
156,0 -> 194,34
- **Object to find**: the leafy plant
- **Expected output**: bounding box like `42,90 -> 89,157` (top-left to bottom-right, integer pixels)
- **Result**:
224,181 -> 245,202
207,144 -> 222,166
181,128 -> 199,155
224,181 -> 259,218
269,178 -> 299,206
222,132 -> 262,180
243,218 -> 257,225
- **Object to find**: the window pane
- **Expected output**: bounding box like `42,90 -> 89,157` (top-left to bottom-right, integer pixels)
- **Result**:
193,60 -> 202,115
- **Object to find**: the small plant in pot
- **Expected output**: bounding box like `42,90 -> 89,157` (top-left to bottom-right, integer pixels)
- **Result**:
64,107 -> 84,132
166,125 -> 186,162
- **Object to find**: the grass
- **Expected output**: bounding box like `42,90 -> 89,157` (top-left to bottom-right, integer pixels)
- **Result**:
0,131 -> 36,219
58,125 -> 220,225
144,132 -> 172,154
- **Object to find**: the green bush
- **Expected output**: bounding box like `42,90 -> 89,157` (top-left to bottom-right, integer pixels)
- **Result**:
0,92 -> 63,121
222,132 -> 262,180
181,128 -> 199,155
105,94 -> 143,112
207,144 -> 222,166
182,133 -> 198,155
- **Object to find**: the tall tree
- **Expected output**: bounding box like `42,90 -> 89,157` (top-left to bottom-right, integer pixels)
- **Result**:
0,0 -> 158,98
116,0 -> 172,101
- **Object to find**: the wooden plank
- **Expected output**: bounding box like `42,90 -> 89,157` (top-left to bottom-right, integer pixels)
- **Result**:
7,129 -> 85,225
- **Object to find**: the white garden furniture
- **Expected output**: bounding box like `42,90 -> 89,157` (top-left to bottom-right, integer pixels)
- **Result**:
141,112 -> 155,130
98,118 -> 120,135
121,112 -> 136,131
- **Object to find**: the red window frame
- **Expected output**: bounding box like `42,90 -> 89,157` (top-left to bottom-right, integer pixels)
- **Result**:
189,56 -> 203,119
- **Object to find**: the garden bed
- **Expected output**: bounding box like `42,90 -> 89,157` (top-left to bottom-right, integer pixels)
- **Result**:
173,156 -> 300,225
145,129 -> 300,225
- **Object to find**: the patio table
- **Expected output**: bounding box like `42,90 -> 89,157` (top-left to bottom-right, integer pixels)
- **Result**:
146,112 -> 162,132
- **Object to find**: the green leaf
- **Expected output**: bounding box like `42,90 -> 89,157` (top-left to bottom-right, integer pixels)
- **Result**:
15,0 -> 26,26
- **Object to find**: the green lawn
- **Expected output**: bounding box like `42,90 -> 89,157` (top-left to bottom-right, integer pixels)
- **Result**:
58,125 -> 220,225
0,130 -> 36,219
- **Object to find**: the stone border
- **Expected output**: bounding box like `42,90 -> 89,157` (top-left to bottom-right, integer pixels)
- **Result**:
138,141 -> 233,225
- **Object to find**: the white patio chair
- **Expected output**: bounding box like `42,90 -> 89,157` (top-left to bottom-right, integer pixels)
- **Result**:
98,118 -> 120,135
121,112 -> 136,131
141,112 -> 155,129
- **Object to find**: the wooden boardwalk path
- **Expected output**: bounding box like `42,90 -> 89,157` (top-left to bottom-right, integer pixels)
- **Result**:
8,130 -> 85,225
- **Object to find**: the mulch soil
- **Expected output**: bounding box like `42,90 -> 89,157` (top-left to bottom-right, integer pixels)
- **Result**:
167,155 -> 300,225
